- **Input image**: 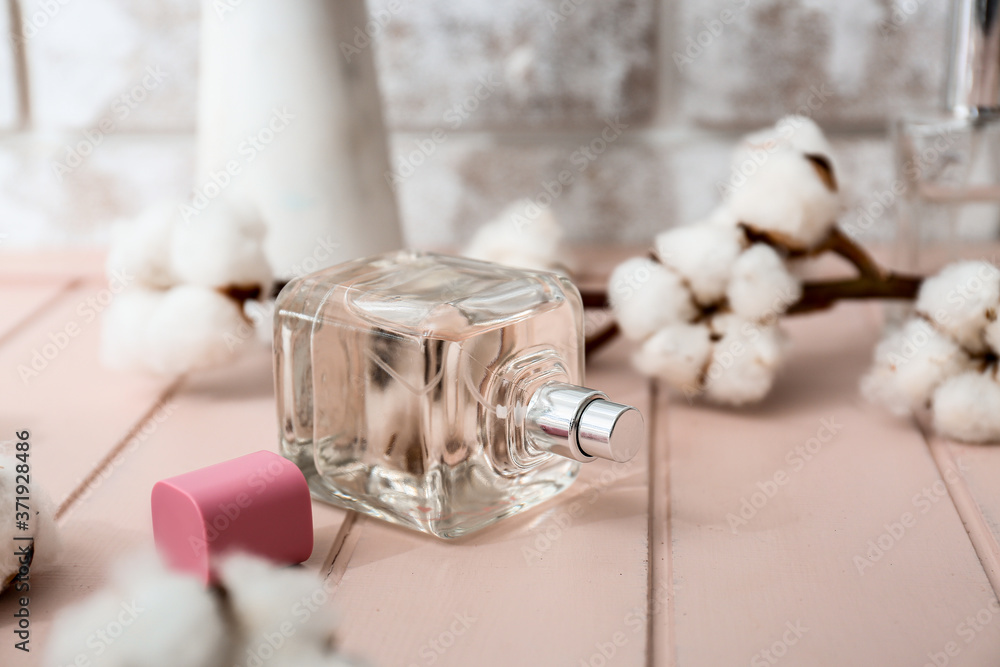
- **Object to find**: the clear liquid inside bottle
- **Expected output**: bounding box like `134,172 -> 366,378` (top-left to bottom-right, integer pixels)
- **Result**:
274,251 -> 588,538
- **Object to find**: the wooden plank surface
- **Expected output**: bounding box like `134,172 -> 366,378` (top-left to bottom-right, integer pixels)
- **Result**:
3,251 -> 1000,667
0,346 -> 350,664
0,279 -> 178,504
0,280 -> 79,346
657,303 -> 1000,666
928,437 -> 1000,596
330,337 -> 653,667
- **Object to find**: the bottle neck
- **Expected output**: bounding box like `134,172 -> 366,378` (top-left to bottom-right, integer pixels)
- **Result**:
481,349 -> 643,470
524,382 -> 644,464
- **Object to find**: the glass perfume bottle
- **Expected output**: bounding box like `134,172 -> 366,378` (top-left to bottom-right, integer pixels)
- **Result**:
893,0 -> 1000,273
274,250 -> 644,539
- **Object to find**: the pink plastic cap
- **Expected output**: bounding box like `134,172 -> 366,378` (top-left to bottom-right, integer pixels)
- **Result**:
151,450 -> 313,584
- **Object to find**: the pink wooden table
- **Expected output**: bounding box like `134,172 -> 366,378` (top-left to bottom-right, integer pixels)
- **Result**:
3,249 -> 1000,666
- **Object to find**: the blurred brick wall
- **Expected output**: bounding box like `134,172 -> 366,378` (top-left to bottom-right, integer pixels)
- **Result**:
0,0 -> 948,248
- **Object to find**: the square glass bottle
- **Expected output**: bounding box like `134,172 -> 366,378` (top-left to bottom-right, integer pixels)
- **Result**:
274,251 -> 643,538
894,0 -> 1000,273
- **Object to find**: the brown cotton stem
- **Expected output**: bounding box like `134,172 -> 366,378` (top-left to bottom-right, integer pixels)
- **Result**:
271,280 -> 289,299
580,272 -> 925,357
580,289 -> 611,310
813,227 -> 886,280
219,284 -> 264,305
740,224 -> 886,280
585,322 -> 620,356
217,284 -> 266,324
786,274 -> 923,315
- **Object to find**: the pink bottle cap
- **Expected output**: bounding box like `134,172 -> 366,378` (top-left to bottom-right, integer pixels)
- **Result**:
151,450 -> 313,584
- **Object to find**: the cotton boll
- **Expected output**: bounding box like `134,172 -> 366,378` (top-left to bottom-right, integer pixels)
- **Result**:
144,285 -> 249,375
726,150 -> 840,250
777,115 -> 835,160
704,204 -> 739,229
732,116 -> 835,170
245,298 -> 276,346
100,287 -> 168,371
0,457 -> 59,590
726,244 -> 802,321
653,223 -> 745,306
45,591 -> 129,667
462,200 -> 566,272
631,323 -> 712,389
171,199 -> 273,290
916,260 -> 1000,354
932,371 -> 1000,443
702,315 -> 788,406
860,318 -> 973,416
45,553 -> 227,667
106,202 -> 179,289
219,553 -> 336,646
608,258 -> 697,341
111,559 -> 228,667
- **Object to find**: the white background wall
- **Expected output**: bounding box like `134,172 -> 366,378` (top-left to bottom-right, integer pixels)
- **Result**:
0,0 -> 948,249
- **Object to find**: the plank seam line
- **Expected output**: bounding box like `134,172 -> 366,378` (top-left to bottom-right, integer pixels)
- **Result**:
646,380 -> 677,667
0,277 -> 82,349
645,380 -> 657,667
924,435 -> 1000,599
55,375 -> 186,521
663,384 -> 677,667
322,511 -> 360,591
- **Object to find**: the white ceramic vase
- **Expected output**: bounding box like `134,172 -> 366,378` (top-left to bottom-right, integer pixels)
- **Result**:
196,0 -> 403,279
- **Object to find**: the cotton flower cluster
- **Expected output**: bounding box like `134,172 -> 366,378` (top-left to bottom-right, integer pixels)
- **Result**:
0,455 -> 58,591
462,199 -> 568,273
609,221 -> 797,405
103,199 -> 273,375
609,116 -> 841,405
724,115 -> 839,251
862,260 -> 1000,443
45,551 -> 361,667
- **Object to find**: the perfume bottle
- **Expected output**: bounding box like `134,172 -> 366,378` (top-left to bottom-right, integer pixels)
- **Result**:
274,251 -> 644,539
893,0 -> 1000,273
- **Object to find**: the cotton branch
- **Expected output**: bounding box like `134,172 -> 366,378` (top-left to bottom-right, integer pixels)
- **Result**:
583,225 -> 925,356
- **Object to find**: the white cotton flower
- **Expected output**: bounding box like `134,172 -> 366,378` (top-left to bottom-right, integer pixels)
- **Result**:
777,115 -> 835,159
631,323 -> 712,389
733,116 -> 835,170
702,314 -> 788,406
726,244 -> 802,321
45,553 -> 227,667
915,260 -> 1000,354
101,287 -> 169,371
218,553 -> 336,647
46,590 -> 134,667
106,202 -> 179,289
608,257 -> 697,341
245,298 -> 276,346
463,200 -> 566,272
0,456 -> 58,590
726,150 -> 840,250
704,204 -> 739,228
653,223 -> 745,306
932,371 -> 1000,443
144,285 -> 249,375
860,318 -> 974,416
103,285 -> 248,375
171,199 -> 273,290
